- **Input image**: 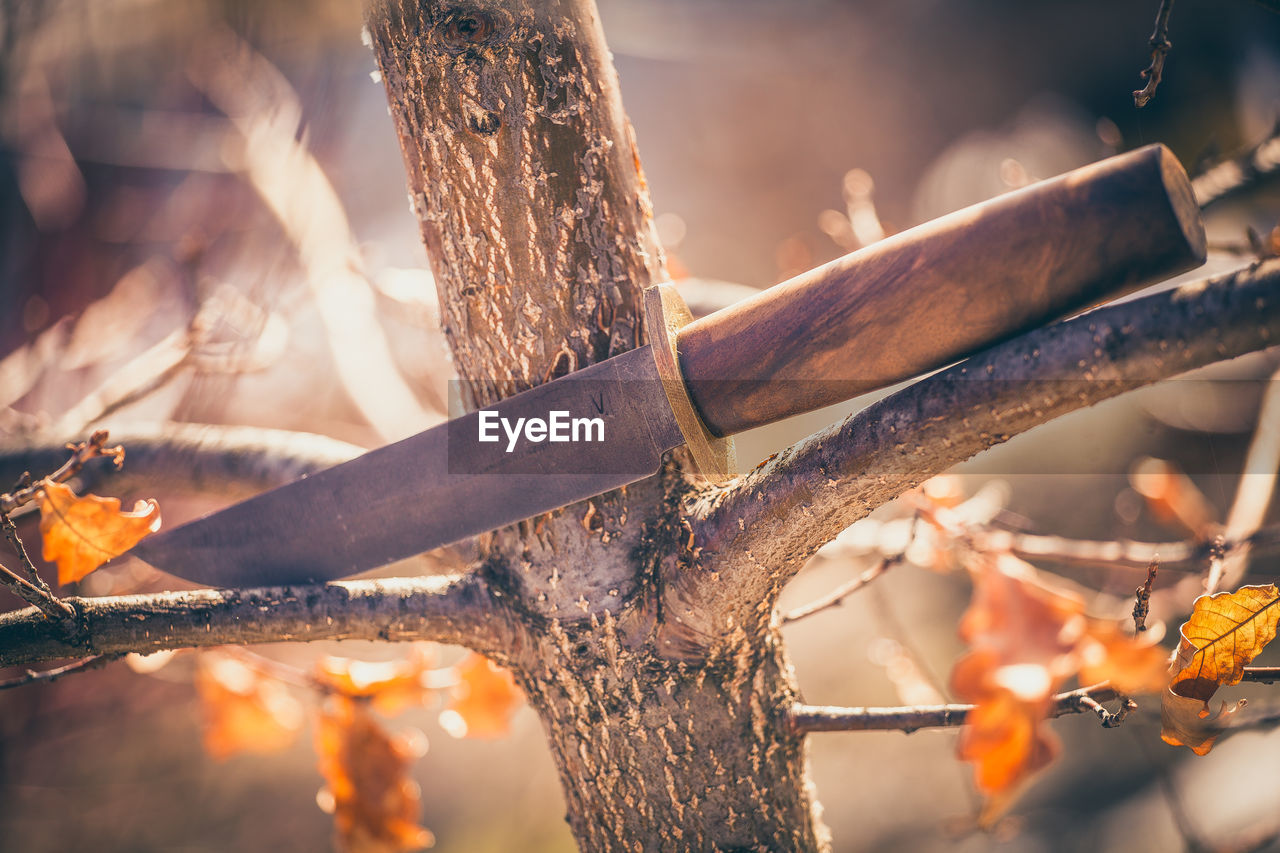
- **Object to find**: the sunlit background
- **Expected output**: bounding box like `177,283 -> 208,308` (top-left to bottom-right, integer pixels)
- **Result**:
2,0 -> 1280,850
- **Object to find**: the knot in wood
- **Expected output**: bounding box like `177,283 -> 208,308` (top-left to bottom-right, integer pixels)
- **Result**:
436,5 -> 506,53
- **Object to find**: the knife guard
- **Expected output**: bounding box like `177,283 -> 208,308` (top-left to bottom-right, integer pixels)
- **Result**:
644,284 -> 737,482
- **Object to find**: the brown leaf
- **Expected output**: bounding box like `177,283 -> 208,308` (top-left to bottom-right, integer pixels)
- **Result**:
316,696 -> 434,853
1160,689 -> 1245,756
1170,584 -> 1280,701
314,646 -> 438,717
951,552 -> 1171,811
1160,584 -> 1280,754
195,653 -> 302,761
439,652 -> 522,739
38,480 -> 160,585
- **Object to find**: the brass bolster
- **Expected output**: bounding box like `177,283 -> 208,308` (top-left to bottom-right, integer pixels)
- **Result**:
642,284 -> 736,482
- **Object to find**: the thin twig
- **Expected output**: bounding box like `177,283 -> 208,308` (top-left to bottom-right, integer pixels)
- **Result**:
1242,666 -> 1280,684
1134,0 -> 1176,108
0,507 -> 74,623
1064,690 -> 1137,728
0,560 -> 76,621
1212,363 -> 1280,592
1133,558 -> 1158,632
789,685 -> 1121,735
997,525 -> 1280,572
0,429 -> 122,514
0,653 -> 120,690
792,667 -> 1280,736
782,554 -> 902,623
1193,122 -> 1280,209
1,508 -> 47,588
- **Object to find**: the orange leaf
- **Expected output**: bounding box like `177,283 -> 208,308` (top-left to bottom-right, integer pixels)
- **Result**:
1169,584 -> 1280,702
950,553 -> 1081,809
952,650 -> 1059,795
1160,584 -> 1280,754
38,480 -> 160,585
314,646 -> 438,717
951,552 -> 1171,811
439,652 -> 522,739
316,697 -> 434,853
1160,689 -> 1245,755
195,653 -> 302,761
1077,621 -> 1171,696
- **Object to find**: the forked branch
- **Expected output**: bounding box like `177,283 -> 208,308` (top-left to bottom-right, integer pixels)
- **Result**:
694,259 -> 1280,615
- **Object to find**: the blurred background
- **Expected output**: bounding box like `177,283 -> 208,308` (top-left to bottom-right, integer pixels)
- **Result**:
2,0 -> 1280,850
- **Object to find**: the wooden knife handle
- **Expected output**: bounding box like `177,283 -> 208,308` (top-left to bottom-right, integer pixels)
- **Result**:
675,143 -> 1206,437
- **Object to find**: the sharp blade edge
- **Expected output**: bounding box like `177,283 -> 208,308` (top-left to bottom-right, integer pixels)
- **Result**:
129,346 -> 682,585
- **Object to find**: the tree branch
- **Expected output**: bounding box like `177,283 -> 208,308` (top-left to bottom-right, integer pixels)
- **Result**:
788,685 -> 1122,735
0,572 -> 510,667
0,423 -> 365,502
781,553 -> 902,624
0,429 -> 122,513
997,525 -> 1280,572
1193,123 -> 1280,210
0,653 -> 121,690
694,259 -> 1280,616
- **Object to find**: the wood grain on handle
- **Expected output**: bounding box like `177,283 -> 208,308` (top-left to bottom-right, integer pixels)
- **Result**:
676,144 -> 1207,437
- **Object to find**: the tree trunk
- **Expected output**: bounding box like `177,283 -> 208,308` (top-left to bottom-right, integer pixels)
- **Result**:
365,0 -> 828,848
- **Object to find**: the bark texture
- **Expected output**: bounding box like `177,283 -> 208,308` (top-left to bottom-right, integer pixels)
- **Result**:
367,1 -> 825,849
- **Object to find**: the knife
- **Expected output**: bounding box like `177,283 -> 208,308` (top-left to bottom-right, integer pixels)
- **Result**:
129,144 -> 1205,587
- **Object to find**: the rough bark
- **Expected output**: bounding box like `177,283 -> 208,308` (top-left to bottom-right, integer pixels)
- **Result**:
0,573 -> 509,665
366,1 -> 824,849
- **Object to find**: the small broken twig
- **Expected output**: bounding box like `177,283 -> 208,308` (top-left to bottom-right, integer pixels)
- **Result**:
0,560 -> 76,621
0,430 -> 122,514
1133,558 -> 1158,632
0,507 -> 72,623
782,553 -> 903,624
1134,0 -> 1176,108
0,653 -> 120,690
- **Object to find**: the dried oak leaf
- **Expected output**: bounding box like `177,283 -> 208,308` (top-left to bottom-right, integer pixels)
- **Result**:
1161,584 -> 1280,753
1160,690 -> 1244,756
439,652 -> 522,739
195,653 -> 303,760
316,696 -> 434,853
38,480 -> 160,585
315,646 -> 438,717
952,552 -> 1170,816
951,553 -> 1082,810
